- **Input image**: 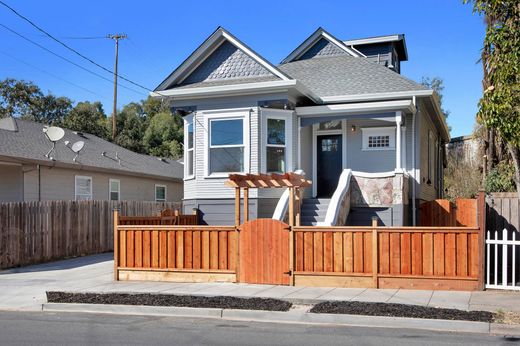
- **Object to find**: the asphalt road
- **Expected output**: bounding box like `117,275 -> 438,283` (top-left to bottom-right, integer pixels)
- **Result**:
0,311 -> 516,346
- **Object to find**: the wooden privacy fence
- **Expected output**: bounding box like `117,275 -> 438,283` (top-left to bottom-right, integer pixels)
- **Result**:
115,192 -> 485,290
419,198 -> 478,227
0,200 -> 181,269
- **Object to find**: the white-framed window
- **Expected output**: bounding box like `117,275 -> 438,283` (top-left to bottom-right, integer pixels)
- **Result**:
262,109 -> 293,173
361,127 -> 396,151
155,184 -> 167,202
75,175 -> 92,200
204,110 -> 250,177
109,179 -> 120,201
184,114 -> 195,179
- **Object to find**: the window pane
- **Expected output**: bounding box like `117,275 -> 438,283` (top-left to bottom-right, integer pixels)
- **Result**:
319,120 -> 342,131
210,119 -> 243,146
187,122 -> 194,149
155,186 -> 166,200
76,177 -> 91,195
110,180 -> 119,192
76,194 -> 92,201
267,119 -> 285,145
267,147 -> 285,172
321,138 -> 339,152
210,147 -> 244,173
187,150 -> 194,176
110,192 -> 119,201
368,135 -> 390,148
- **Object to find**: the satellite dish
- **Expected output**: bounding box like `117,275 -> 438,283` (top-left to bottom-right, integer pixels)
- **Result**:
44,126 -> 65,158
64,140 -> 70,146
71,141 -> 84,162
45,127 -> 65,142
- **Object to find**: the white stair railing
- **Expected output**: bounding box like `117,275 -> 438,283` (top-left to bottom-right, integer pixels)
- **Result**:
317,169 -> 352,226
272,169 -> 304,221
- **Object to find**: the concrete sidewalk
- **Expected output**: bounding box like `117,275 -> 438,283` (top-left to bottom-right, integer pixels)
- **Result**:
1,253 -> 519,313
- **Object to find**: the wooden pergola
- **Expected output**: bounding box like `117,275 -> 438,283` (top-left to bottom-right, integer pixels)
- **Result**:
225,173 -> 312,227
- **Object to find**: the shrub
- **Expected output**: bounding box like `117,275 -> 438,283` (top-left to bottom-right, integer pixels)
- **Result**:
485,161 -> 516,193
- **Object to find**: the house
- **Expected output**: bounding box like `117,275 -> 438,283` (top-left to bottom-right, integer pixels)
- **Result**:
0,117 -> 183,202
151,27 -> 449,226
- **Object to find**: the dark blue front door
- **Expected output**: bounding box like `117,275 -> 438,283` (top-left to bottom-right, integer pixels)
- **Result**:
317,134 -> 342,197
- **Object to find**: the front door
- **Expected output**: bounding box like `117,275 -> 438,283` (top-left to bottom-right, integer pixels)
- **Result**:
317,134 -> 343,197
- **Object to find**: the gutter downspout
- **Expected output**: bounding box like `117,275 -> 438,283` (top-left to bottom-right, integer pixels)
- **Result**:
412,96 -> 417,226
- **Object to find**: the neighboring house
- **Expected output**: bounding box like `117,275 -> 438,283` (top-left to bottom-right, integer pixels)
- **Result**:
446,135 -> 481,166
0,117 -> 183,202
152,27 -> 449,226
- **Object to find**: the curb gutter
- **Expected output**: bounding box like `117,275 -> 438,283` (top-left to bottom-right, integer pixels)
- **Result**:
41,303 -> 520,336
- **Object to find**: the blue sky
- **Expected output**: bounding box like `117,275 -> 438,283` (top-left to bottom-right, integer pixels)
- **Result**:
0,0 -> 485,137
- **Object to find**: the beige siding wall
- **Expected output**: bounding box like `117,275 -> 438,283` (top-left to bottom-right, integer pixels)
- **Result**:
0,164 -> 23,202
21,164 -> 182,202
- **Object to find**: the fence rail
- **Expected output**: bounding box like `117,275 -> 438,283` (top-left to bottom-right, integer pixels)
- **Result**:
0,200 -> 181,269
486,228 -> 520,290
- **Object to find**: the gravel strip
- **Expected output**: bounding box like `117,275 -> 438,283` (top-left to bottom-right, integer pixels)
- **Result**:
46,292 -> 292,311
310,301 -> 494,322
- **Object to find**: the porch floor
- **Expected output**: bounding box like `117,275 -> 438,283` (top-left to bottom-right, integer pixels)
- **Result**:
1,253 -> 519,313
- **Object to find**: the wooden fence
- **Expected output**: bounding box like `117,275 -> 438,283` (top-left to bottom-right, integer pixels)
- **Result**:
419,198 -> 478,227
0,200 -> 182,269
115,194 -> 485,290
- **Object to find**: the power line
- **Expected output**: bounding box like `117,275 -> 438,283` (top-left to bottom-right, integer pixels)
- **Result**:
0,49 -> 112,101
0,23 -> 145,96
0,1 -> 153,92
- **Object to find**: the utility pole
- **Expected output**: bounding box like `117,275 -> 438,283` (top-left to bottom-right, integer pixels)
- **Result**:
107,33 -> 127,140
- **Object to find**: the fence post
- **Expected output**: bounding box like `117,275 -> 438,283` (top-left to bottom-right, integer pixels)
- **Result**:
477,190 -> 486,290
371,217 -> 379,288
113,209 -> 119,281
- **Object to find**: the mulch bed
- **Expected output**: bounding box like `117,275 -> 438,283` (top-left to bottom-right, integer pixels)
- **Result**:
46,291 -> 292,311
310,301 -> 494,322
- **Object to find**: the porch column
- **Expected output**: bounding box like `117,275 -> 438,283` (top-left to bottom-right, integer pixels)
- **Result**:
395,111 -> 402,172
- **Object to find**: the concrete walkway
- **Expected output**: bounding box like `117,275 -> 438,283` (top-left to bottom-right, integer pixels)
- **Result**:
1,253 -> 519,313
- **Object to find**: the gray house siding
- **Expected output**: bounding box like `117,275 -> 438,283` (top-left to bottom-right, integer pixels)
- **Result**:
0,164 -> 23,202
353,42 -> 400,73
297,38 -> 347,60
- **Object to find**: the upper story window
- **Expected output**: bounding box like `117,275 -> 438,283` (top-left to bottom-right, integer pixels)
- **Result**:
75,175 -> 92,200
155,184 -> 166,202
209,118 -> 244,174
185,116 -> 195,178
361,127 -> 395,151
266,118 -> 286,173
109,179 -> 120,201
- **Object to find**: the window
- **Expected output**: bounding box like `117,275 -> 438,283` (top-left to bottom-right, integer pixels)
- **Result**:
109,179 -> 120,201
209,118 -> 244,174
427,131 -> 435,185
185,116 -> 195,178
321,138 -> 339,152
318,120 -> 342,131
266,118 -> 286,172
155,184 -> 166,202
75,175 -> 92,200
361,127 -> 396,150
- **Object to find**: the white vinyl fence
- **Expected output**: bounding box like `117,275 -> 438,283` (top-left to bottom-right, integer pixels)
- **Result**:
486,228 -> 520,290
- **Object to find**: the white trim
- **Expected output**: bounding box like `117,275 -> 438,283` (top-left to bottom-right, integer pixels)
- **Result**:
395,111 -> 402,171
155,184 -> 167,202
352,170 -> 407,178
184,113 -> 195,180
296,100 -> 415,117
260,109 -> 293,173
74,175 -> 92,201
281,28 -> 361,64
343,34 -> 403,46
108,178 -> 120,201
361,127 -> 396,151
320,90 -> 434,103
203,110 -> 250,177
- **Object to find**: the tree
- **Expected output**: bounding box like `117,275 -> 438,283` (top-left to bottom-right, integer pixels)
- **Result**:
465,0 -> 520,195
62,101 -> 109,139
421,77 -> 451,121
111,102 -> 147,153
0,78 -> 72,124
143,111 -> 183,159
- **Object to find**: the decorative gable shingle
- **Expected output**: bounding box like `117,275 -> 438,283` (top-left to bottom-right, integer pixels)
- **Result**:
297,38 -> 348,60
181,41 -> 273,85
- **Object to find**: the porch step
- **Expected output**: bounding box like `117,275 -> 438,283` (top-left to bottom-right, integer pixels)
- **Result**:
300,198 -> 330,226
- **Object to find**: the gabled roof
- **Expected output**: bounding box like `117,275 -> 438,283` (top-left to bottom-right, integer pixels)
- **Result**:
344,34 -> 408,61
154,27 -> 291,92
278,54 -> 428,99
281,27 -> 362,64
0,118 -> 183,181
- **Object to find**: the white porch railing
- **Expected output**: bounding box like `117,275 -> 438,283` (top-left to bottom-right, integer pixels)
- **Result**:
317,169 -> 352,226
272,169 -> 304,221
486,228 -> 520,290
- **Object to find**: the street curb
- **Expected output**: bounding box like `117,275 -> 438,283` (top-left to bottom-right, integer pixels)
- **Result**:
40,302 -> 518,335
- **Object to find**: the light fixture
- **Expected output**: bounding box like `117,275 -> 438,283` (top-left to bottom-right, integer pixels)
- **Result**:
351,125 -> 356,132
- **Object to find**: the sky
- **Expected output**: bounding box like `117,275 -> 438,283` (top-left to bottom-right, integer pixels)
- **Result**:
0,0 -> 485,137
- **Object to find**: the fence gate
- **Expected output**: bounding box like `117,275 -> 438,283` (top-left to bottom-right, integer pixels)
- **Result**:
486,228 -> 520,290
238,219 -> 291,285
